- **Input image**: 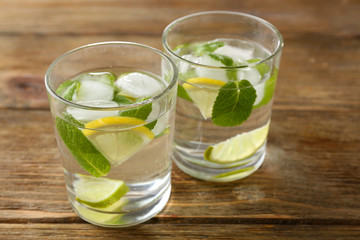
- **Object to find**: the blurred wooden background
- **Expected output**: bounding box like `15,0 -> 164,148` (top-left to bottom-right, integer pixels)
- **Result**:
0,0 -> 359,239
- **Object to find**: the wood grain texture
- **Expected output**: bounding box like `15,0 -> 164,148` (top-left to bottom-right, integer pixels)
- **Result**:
0,0 -> 359,238
1,224 -> 360,239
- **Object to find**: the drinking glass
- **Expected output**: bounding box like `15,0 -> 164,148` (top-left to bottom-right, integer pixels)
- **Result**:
163,11 -> 283,182
45,42 -> 177,227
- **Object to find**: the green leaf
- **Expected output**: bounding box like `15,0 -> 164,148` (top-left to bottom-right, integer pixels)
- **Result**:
253,68 -> 278,109
120,100 -> 152,120
55,114 -> 111,177
145,121 -> 157,130
62,82 -> 80,101
56,81 -> 79,101
208,53 -> 233,66
120,98 -> 156,130
56,80 -> 73,95
246,59 -> 271,77
212,80 -> 256,127
177,83 -> 193,102
178,69 -> 197,81
194,41 -> 225,56
173,43 -> 190,53
113,94 -> 133,105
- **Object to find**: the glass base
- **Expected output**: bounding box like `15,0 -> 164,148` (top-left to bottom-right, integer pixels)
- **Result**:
70,177 -> 171,228
173,143 -> 266,182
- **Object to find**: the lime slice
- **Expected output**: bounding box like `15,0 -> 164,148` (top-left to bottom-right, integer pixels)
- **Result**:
183,77 -> 225,119
75,199 -> 126,224
212,167 -> 256,181
74,174 -> 129,208
83,116 -> 155,166
73,174 -> 128,224
204,122 -> 270,164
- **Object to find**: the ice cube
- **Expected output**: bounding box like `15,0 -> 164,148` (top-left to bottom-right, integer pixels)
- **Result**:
151,111 -> 170,137
214,43 -> 255,63
66,100 -> 119,122
179,54 -> 200,73
195,55 -> 228,82
237,67 -> 262,85
75,79 -> 114,102
115,72 -> 164,99
254,83 -> 265,106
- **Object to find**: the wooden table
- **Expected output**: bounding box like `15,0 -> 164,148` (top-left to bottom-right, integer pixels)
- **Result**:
1,0 -> 359,239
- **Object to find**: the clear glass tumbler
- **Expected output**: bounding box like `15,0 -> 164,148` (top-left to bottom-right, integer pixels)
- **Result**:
163,11 -> 283,182
45,42 -> 177,227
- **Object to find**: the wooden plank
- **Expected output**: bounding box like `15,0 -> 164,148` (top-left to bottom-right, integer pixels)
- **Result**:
0,223 -> 360,239
0,35 -> 359,110
0,110 -> 359,224
0,0 -> 358,36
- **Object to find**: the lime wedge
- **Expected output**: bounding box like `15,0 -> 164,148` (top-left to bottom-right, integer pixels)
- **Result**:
183,77 -> 225,119
83,116 -> 154,166
75,199 -> 126,224
204,122 -> 270,164
74,174 -> 129,209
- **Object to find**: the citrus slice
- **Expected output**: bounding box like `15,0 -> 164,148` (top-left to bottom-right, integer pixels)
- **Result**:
74,174 -> 129,208
83,116 -> 155,166
75,199 -> 126,224
204,122 -> 270,164
183,77 -> 225,119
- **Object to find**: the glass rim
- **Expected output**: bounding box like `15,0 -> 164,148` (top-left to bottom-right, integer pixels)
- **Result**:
45,41 -> 178,111
162,11 -> 284,69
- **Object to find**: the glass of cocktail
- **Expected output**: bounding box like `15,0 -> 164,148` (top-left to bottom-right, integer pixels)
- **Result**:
45,42 -> 177,227
163,11 -> 283,182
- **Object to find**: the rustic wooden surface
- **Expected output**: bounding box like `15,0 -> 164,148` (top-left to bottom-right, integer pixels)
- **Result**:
1,0 -> 360,239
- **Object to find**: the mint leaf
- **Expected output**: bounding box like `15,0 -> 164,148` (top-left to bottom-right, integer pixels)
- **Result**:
56,114 -> 111,177
177,83 -> 193,102
120,101 -> 152,120
56,80 -> 73,95
120,99 -> 156,130
179,69 -> 197,81
212,80 -> 256,127
208,53 -> 233,66
246,59 -> 271,77
194,41 -> 225,56
56,81 -> 79,101
113,94 -> 133,105
62,82 -> 79,101
226,69 -> 238,81
145,121 -> 157,130
253,68 -> 278,109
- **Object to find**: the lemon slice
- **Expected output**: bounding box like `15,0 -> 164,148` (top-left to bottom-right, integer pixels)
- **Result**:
83,116 -> 155,166
183,77 -> 225,119
74,174 -> 129,208
204,122 -> 270,164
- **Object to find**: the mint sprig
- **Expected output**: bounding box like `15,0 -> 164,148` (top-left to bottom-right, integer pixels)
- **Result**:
212,80 -> 256,127
56,114 -> 111,177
